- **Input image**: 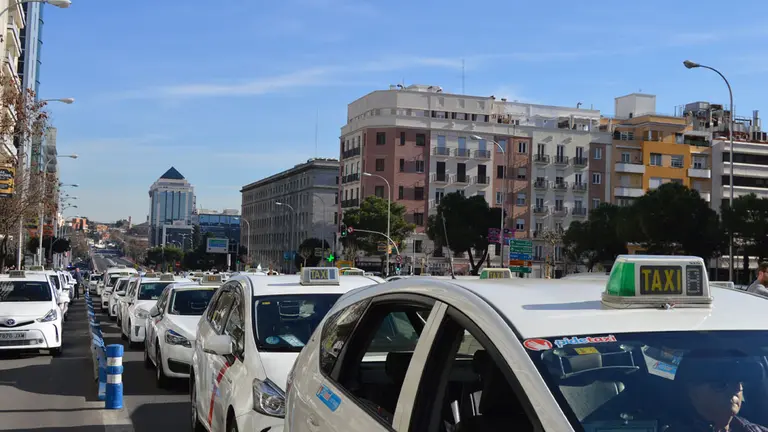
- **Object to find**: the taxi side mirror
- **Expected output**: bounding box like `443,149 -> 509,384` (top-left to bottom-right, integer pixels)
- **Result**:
202,335 -> 233,356
149,306 -> 161,317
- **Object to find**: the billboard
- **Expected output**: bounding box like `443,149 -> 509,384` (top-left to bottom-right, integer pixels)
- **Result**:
0,165 -> 14,198
206,238 -> 229,254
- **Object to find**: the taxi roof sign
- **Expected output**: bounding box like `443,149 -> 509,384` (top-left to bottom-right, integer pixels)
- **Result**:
28,265 -> 44,271
202,274 -> 223,284
8,270 -> 25,278
159,273 -> 175,281
602,255 -> 713,309
339,267 -> 365,276
480,268 -> 513,280
300,267 -> 340,286
143,272 -> 158,278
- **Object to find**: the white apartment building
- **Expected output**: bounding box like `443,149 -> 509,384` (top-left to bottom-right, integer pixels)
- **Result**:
0,0 -> 25,160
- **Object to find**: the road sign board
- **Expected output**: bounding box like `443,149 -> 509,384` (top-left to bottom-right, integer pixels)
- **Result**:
508,259 -> 532,267
396,255 -> 402,264
509,266 -> 532,273
377,242 -> 387,252
314,247 -> 323,257
509,252 -> 533,261
509,239 -> 533,247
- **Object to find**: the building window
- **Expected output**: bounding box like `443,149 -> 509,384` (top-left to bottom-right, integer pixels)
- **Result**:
437,135 -> 446,147
518,141 -> 527,154
413,212 -> 424,225
496,191 -> 503,204
517,167 -> 527,180
593,147 -> 602,160
334,212 -> 338,224
414,240 -> 423,253
398,186 -> 404,199
592,198 -> 601,209
414,187 -> 424,201
592,172 -> 602,184
435,189 -> 444,203
498,139 -> 507,152
650,153 -> 662,166
376,132 -> 386,145
334,193 -> 338,204
671,155 -> 684,168
400,132 -> 405,146
649,177 -> 662,189
376,159 -> 385,171
515,218 -> 525,230
494,243 -> 501,256
375,186 -> 385,198
415,160 -> 425,173
416,134 -> 426,146
399,159 -> 405,172
621,152 -> 630,163
693,155 -> 707,169
496,165 -> 505,179
516,193 -> 526,206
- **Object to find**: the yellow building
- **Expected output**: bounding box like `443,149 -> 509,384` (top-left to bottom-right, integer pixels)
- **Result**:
604,94 -> 712,206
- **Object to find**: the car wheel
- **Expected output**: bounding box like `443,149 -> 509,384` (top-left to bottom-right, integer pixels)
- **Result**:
190,374 -> 206,432
156,345 -> 169,388
144,342 -> 153,368
50,346 -> 62,357
228,416 -> 239,432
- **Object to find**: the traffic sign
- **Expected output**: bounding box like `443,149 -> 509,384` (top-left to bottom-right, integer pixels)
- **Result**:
314,247 -> 323,257
509,239 -> 533,253
396,255 -> 402,264
508,260 -> 531,267
509,252 -> 533,261
347,227 -> 355,233
509,266 -> 532,273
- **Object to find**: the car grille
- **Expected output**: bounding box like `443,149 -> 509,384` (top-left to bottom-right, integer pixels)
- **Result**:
0,321 -> 34,328
0,339 -> 37,347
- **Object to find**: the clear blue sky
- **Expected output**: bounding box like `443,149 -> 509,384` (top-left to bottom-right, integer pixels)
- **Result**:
40,0 -> 768,223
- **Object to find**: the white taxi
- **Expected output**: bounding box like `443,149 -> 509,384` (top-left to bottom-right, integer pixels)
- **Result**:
0,270 -> 64,356
101,265 -> 138,309
284,256 -> 768,431
144,274 -> 223,388
120,273 -> 190,347
89,273 -> 102,294
35,269 -> 70,320
107,276 -> 131,320
190,267 -> 383,432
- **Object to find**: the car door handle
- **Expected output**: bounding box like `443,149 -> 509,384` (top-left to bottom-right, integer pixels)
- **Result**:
307,415 -> 320,428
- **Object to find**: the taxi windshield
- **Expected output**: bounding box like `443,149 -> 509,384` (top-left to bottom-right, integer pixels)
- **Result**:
137,282 -> 173,300
0,281 -> 52,302
169,289 -> 215,315
107,275 -> 122,287
526,331 -> 768,431
253,294 -> 340,352
48,275 -> 60,290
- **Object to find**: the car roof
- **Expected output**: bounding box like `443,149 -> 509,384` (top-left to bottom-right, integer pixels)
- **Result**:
169,283 -> 219,291
233,274 -> 382,296
0,272 -> 49,282
139,278 -> 191,285
454,278 -> 768,338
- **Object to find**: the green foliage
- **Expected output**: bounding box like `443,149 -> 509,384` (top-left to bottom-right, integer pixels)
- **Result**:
145,245 -> 184,271
563,204 -> 627,270
426,192 -> 504,275
342,196 -> 415,255
295,238 -> 331,268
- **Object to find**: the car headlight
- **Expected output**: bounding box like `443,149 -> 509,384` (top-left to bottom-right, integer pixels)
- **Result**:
253,378 -> 285,417
136,309 -> 150,319
37,308 -> 58,323
165,329 -> 191,348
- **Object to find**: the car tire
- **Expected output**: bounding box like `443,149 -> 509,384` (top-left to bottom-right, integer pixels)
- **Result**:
228,416 -> 239,432
50,346 -> 62,357
190,374 -> 206,432
144,342 -> 153,369
156,345 -> 169,389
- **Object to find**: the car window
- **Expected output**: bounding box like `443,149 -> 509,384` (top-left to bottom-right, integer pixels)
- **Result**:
333,301 -> 432,426
253,294 -> 341,353
170,289 -> 216,315
155,287 -> 170,313
48,275 -> 60,290
205,288 -> 225,322
137,282 -> 172,300
319,299 -> 371,376
210,291 -> 235,334
223,296 -> 245,359
0,281 -> 54,302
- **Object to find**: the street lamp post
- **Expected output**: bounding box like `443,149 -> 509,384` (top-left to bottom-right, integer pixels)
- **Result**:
241,218 -> 251,269
471,135 -> 505,268
684,60 -> 735,282
38,154 -> 77,265
0,0 -> 70,18
363,172 -> 391,275
275,202 -> 297,273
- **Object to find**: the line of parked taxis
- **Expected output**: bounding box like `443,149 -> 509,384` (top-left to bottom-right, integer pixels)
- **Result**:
0,266 -> 81,356
97,255 -> 768,432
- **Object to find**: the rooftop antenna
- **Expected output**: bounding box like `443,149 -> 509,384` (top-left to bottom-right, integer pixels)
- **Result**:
462,59 -> 465,94
314,109 -> 319,158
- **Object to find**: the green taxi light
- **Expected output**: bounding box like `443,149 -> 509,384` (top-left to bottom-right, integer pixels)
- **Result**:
480,268 -> 512,280
602,255 -> 713,309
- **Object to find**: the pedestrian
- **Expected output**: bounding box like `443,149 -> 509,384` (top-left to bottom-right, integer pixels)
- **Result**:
73,268 -> 83,300
746,262 -> 768,298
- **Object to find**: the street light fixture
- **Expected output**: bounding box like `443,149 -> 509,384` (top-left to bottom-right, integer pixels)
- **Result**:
38,154 -> 77,265
59,182 -> 79,187
362,172 -> 392,275
471,135 -> 506,268
42,98 -> 75,104
683,59 -> 735,282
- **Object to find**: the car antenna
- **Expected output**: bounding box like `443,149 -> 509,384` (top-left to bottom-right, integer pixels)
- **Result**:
439,210 -> 456,279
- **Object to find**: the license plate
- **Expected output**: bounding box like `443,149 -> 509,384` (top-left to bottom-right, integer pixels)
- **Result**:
0,332 -> 26,340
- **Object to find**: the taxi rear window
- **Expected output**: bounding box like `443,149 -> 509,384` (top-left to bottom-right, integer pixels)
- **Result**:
524,331 -> 768,430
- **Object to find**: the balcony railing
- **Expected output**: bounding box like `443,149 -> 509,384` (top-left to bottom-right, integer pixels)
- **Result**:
432,147 -> 451,156
572,157 -> 587,167
342,173 -> 360,184
533,180 -> 549,190
553,155 -> 569,165
572,182 -> 587,192
534,154 -> 550,164
552,206 -> 568,216
430,173 -> 449,183
553,181 -> 569,191
474,149 -> 491,159
341,147 -> 361,159
340,198 -> 359,208
572,207 -> 587,216
474,175 -> 490,185
533,207 -> 548,215
452,175 -> 471,184
455,148 -> 471,158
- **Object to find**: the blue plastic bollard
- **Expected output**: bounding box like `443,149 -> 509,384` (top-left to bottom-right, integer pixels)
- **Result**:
105,344 -> 124,409
97,350 -> 107,400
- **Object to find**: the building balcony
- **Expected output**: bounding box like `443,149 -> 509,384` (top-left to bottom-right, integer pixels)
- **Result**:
432,147 -> 452,157
615,162 -> 646,174
474,149 -> 491,159
572,207 -> 587,217
614,187 -> 645,198
342,173 -> 360,184
533,206 -> 549,215
341,147 -> 361,159
553,181 -> 569,192
340,198 -> 360,208
688,168 -> 711,179
452,174 -> 471,185
697,191 -> 711,201
429,199 -> 438,209
553,155 -> 569,166
572,157 -> 588,168
534,154 -> 550,164
430,173 -> 449,183
533,180 -> 549,190
6,20 -> 20,58
474,175 -> 490,185
552,207 -> 568,217
572,182 -> 587,193
454,148 -> 472,158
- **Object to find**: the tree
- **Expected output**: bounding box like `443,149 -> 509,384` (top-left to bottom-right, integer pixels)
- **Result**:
721,194 -> 768,282
426,192 -> 504,275
563,204 -> 628,271
295,238 -> 330,268
145,245 -> 184,271
625,183 -> 723,261
342,196 -> 415,256
0,74 -> 51,270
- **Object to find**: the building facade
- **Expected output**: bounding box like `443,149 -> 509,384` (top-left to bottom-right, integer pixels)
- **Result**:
193,209 -> 241,254
148,167 -> 195,247
0,0 -> 25,160
18,1 -> 42,96
241,158 -> 339,270
339,84 -> 611,276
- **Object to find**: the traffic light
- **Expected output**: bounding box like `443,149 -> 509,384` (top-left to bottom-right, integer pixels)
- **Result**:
340,224 -> 348,237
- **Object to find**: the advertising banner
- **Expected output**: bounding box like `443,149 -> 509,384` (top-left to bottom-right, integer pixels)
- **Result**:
0,165 -> 14,198
206,238 -> 229,254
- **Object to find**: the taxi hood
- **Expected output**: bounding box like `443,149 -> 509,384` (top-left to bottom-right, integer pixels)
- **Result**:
259,352 -> 300,390
166,315 -> 202,340
134,299 -> 156,312
0,302 -> 55,318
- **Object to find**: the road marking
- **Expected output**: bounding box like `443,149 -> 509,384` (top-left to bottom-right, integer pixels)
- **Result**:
207,362 -> 231,425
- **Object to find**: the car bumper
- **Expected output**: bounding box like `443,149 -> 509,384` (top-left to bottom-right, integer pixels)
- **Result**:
129,321 -> 146,343
161,343 -> 194,378
0,322 -> 62,350
236,410 -> 283,431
